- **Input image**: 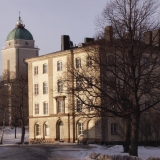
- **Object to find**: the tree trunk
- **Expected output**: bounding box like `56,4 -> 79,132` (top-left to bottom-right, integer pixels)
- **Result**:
129,113 -> 140,156
21,122 -> 25,144
123,118 -> 130,153
0,108 -> 6,144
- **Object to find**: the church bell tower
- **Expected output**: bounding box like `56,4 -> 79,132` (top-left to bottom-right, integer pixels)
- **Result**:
2,15 -> 39,79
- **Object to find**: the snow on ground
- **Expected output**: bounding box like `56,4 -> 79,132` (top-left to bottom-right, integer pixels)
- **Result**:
0,127 -> 160,160
0,126 -> 29,144
85,144 -> 160,160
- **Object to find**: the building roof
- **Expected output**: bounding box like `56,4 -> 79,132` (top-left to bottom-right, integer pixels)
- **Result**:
6,16 -> 33,41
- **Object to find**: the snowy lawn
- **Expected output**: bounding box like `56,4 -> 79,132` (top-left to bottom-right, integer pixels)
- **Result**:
0,126 -> 29,144
86,144 -> 160,160
0,127 -> 160,160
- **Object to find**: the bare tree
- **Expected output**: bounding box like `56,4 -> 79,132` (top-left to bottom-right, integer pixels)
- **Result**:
63,0 -> 160,156
2,69 -> 28,144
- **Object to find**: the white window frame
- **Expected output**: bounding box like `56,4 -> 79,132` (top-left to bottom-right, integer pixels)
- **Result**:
34,84 -> 39,95
58,80 -> 63,92
43,102 -> 48,114
57,61 -> 62,71
36,123 -> 41,136
45,123 -> 49,136
78,122 -> 84,135
34,66 -> 38,75
58,100 -> 64,113
43,64 -> 48,74
43,82 -> 48,94
35,103 -> 39,114
76,58 -> 81,68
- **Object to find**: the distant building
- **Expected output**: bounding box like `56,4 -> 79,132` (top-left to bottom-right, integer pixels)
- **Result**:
1,16 -> 39,125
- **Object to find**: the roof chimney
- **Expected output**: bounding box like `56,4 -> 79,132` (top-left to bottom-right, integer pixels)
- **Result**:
84,38 -> 94,43
104,26 -> 113,42
61,35 -> 70,51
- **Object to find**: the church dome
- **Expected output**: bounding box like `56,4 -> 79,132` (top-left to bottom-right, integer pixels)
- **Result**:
6,16 -> 33,41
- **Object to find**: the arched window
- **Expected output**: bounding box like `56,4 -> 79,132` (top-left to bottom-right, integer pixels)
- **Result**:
76,58 -> 81,68
58,80 -> 63,92
43,64 -> 48,73
57,61 -> 62,71
43,82 -> 48,94
43,102 -> 48,114
35,123 -> 41,136
78,122 -> 83,135
44,123 -> 49,136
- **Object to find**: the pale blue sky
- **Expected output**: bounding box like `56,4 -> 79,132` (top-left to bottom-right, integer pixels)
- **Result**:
0,0 -> 108,75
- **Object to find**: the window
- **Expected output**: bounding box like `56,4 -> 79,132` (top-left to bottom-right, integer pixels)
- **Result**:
34,66 -> 38,75
57,61 -> 62,71
58,100 -> 64,113
36,123 -> 41,136
25,42 -> 28,45
111,123 -> 117,135
87,77 -> 92,88
88,99 -> 94,111
78,122 -> 84,135
143,57 -> 149,68
43,64 -> 47,73
34,84 -> 39,95
76,78 -> 82,89
45,123 -> 49,136
35,103 -> 39,114
145,101 -> 149,112
43,102 -> 48,114
76,58 -> 81,68
77,99 -> 82,112
58,80 -> 63,92
43,82 -> 48,94
86,56 -> 92,67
